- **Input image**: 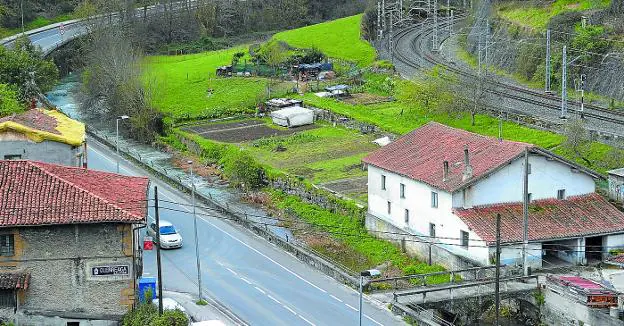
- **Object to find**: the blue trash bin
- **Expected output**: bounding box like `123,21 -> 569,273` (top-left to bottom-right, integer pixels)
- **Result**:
138,277 -> 157,303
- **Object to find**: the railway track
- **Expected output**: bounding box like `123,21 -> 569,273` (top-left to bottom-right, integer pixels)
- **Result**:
388,15 -> 624,134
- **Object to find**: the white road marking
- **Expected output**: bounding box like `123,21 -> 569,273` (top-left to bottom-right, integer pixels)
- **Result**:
345,303 -> 358,311
283,305 -> 297,315
226,268 -> 238,276
298,315 -> 316,326
330,294 -> 343,302
267,295 -> 281,304
254,286 -> 266,295
365,314 -> 384,326
239,277 -> 252,285
155,190 -> 328,294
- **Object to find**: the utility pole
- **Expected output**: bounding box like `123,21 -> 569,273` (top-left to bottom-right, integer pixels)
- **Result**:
432,0 -> 439,51
188,162 -> 204,303
495,213 -> 501,326
522,147 -> 530,276
561,45 -> 568,119
545,29 -> 551,93
154,187 -> 164,315
399,0 -> 403,22
580,74 -> 586,118
447,0 -> 450,33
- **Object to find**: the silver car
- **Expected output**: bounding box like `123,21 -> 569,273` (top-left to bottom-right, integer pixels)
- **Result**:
147,220 -> 183,249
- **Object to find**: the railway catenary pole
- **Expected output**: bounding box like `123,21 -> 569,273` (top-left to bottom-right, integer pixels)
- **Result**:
390,8 -> 394,63
377,1 -> 382,40
485,19 -> 489,75
545,29 -> 551,93
522,148 -> 530,276
399,0 -> 403,22
561,45 -> 568,118
432,0 -> 438,51
382,0 -> 386,32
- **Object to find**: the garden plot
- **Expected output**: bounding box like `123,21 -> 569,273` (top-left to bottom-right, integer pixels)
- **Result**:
183,119 -> 317,143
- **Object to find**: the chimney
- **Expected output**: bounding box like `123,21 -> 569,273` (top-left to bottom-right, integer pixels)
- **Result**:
443,161 -> 449,182
463,146 -> 473,181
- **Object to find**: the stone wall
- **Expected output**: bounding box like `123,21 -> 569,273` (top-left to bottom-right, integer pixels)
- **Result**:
0,223 -> 136,324
365,213 -> 480,270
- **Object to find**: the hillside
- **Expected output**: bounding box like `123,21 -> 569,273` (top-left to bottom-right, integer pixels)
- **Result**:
273,15 -> 376,66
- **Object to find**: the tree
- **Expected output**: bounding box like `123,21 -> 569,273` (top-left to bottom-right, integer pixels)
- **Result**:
611,0 -> 623,14
0,83 -> 23,117
259,40 -> 287,97
563,118 -> 592,166
0,36 -> 59,101
219,148 -> 265,190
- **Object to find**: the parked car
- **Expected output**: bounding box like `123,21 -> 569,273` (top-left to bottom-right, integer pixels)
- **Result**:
147,220 -> 183,249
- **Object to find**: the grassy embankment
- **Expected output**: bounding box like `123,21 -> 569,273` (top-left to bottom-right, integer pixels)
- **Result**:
496,0 -> 612,31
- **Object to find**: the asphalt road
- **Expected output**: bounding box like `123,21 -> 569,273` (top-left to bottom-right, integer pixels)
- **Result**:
86,138 -> 402,326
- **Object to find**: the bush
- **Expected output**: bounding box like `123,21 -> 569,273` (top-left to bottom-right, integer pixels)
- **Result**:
122,302 -> 189,326
219,147 -> 265,190
0,83 -> 23,117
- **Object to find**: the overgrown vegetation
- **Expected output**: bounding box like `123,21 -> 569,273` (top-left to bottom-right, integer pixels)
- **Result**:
121,302 -> 188,326
0,83 -> 23,116
496,0 -> 612,31
268,190 -> 448,280
0,35 -> 59,103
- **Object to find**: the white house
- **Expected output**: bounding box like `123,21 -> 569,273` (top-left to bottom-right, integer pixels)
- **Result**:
362,122 -> 624,269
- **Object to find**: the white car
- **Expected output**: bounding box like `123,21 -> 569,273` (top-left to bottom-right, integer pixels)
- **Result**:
147,220 -> 183,249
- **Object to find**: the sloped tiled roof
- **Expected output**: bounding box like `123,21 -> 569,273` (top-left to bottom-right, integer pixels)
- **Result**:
362,122 -> 533,192
0,160 -> 149,226
0,109 -> 85,146
0,271 -> 30,289
455,193 -> 624,244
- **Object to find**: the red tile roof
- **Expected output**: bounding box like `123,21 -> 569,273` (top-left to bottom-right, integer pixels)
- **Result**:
455,193 -> 624,244
0,109 -> 60,135
0,161 -> 149,226
362,122 -> 533,192
0,272 -> 30,290
608,254 -> 624,264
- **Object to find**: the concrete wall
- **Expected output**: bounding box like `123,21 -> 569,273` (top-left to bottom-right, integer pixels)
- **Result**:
0,223 -> 136,324
490,243 -> 543,269
609,174 -> 624,204
543,282 -> 624,326
0,131 -> 82,167
459,154 -> 596,208
368,165 -> 490,264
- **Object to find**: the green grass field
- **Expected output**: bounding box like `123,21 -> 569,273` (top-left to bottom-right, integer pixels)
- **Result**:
144,48 -> 290,120
496,0 -> 611,31
273,15 -> 376,66
242,124 -> 377,184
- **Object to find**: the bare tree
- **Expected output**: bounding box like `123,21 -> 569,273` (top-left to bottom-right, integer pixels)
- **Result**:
563,118 -> 592,166
261,41 -> 288,97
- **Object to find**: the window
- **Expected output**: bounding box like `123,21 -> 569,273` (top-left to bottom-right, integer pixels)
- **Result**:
0,235 -> 14,256
431,192 -> 438,208
400,183 -> 405,198
387,201 -> 391,215
557,189 -> 566,200
460,230 -> 469,248
3,155 -> 21,160
381,175 -> 386,190
0,290 -> 15,308
404,209 -> 409,224
429,223 -> 436,238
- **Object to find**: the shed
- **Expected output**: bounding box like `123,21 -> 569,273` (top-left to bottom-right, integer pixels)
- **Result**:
607,168 -> 624,204
271,106 -> 315,128
325,84 -> 350,97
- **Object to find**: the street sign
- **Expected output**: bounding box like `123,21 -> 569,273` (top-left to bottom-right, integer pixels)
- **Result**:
91,265 -> 129,276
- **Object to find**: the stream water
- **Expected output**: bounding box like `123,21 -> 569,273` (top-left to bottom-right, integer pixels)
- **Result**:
45,74 -> 292,240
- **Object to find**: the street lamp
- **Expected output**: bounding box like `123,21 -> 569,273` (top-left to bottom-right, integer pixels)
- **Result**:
359,269 -> 381,326
188,161 -> 204,303
115,115 -> 129,173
